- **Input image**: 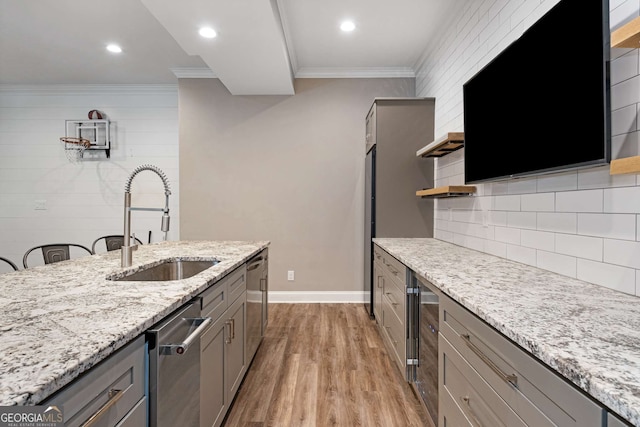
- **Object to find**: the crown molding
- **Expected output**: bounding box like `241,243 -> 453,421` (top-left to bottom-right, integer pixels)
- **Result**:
294,67 -> 416,79
0,84 -> 178,95
170,67 -> 217,79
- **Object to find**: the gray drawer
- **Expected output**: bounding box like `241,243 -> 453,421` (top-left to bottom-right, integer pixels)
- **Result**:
43,335 -> 145,427
440,333 -> 527,427
114,397 -> 146,427
201,280 -> 228,322
200,265 -> 247,321
382,267 -> 404,322
440,295 -> 605,427
381,296 -> 405,370
226,265 -> 247,304
380,248 -> 406,291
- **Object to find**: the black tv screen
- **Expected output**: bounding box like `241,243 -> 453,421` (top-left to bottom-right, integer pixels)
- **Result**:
463,0 -> 611,184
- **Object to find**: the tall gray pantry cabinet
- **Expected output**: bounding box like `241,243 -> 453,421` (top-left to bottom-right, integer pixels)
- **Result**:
364,98 -> 435,319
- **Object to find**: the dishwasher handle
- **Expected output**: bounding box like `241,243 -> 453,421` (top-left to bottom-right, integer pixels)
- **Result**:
160,317 -> 212,355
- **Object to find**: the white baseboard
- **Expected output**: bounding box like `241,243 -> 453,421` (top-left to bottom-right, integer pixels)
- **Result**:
268,291 -> 365,303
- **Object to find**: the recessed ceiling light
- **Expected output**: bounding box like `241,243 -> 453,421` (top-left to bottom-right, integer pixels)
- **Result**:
340,20 -> 356,32
106,44 -> 122,53
199,27 -> 217,39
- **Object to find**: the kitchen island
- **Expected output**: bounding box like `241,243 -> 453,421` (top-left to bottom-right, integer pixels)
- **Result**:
374,237 -> 640,427
0,239 -> 269,406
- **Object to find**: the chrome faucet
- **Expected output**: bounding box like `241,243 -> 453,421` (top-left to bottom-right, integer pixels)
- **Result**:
122,164 -> 171,267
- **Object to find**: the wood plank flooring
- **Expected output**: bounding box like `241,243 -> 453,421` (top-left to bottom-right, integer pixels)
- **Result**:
222,303 -> 431,427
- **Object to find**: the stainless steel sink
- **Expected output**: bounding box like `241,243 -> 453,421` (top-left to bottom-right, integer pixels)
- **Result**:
110,259 -> 218,281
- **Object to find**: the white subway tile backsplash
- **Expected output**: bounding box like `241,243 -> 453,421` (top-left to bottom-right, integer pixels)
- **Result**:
484,239 -> 507,258
611,74 -> 640,111
611,50 -> 639,86
506,211 -> 537,230
417,0 -> 640,298
521,230 -> 555,251
578,213 -> 636,240
578,165 -> 635,189
493,194 -> 520,211
521,192 -> 554,212
506,244 -> 536,266
604,186 -> 640,213
494,226 -> 521,245
577,259 -> 636,295
537,213 -> 577,234
488,210 -> 508,227
536,172 -> 578,192
537,250 -> 577,278
507,177 -> 537,195
555,189 -> 603,213
612,130 -> 640,159
604,239 -> 640,269
555,234 -> 603,262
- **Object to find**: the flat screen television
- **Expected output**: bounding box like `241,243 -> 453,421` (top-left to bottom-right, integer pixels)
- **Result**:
463,0 -> 611,185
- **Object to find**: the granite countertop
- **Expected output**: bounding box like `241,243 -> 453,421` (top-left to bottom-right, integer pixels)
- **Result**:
373,237 -> 640,427
0,239 -> 269,406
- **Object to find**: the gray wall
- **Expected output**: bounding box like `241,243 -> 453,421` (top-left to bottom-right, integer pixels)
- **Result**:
179,78 -> 414,300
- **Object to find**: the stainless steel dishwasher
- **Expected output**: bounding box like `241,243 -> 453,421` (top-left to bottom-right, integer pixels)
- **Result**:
246,249 -> 268,363
148,301 -> 212,427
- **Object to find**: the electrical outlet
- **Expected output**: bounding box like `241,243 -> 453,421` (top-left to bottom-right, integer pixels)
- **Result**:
34,199 -> 47,210
287,270 -> 295,281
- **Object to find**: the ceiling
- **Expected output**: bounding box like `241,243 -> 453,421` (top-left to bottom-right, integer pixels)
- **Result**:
0,0 -> 463,95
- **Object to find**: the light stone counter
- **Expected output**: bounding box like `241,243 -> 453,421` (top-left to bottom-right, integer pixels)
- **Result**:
0,240 -> 269,406
374,237 -> 640,427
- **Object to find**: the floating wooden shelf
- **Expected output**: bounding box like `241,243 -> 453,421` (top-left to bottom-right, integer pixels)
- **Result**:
610,156 -> 640,175
612,16 -> 640,48
416,185 -> 476,198
416,132 -> 464,158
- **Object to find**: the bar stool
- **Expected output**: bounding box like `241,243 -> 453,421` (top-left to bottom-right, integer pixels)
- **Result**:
91,235 -> 144,254
0,257 -> 18,272
23,243 -> 92,268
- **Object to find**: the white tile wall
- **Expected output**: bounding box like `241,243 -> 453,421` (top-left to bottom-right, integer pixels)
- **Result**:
416,0 -> 640,296
0,85 -> 180,267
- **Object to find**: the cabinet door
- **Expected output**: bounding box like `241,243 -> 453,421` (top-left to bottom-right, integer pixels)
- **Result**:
201,316 -> 228,427
226,294 -> 247,399
373,259 -> 384,321
42,335 -> 145,427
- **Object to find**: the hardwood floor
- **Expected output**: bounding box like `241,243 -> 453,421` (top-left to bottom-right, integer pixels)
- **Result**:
222,303 -> 431,427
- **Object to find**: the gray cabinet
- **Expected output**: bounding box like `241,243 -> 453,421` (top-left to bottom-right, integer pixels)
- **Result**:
200,265 -> 247,427
42,335 -> 146,427
364,98 -> 435,319
374,243 -> 408,375
439,293 -> 606,427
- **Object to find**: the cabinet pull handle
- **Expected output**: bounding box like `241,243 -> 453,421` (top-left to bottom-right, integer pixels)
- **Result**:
80,388 -> 124,427
225,320 -> 233,344
385,292 -> 398,306
385,263 -> 399,275
461,333 -> 518,386
459,395 -> 484,427
230,318 -> 235,339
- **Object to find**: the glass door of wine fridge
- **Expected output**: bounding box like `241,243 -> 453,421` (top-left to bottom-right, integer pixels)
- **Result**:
408,271 -> 439,427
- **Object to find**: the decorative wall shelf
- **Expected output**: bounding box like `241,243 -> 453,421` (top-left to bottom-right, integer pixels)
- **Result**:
610,156 -> 640,175
416,185 -> 476,199
612,16 -> 640,48
416,132 -> 464,158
